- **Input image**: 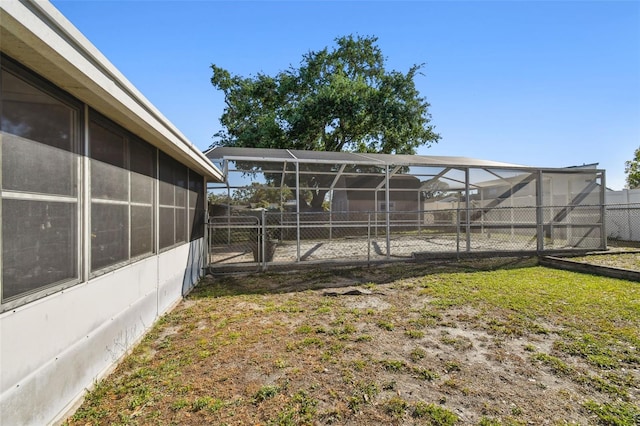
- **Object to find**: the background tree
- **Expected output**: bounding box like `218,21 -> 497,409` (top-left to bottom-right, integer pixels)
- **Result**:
232,183 -> 293,209
625,146 -> 640,189
211,35 -> 440,209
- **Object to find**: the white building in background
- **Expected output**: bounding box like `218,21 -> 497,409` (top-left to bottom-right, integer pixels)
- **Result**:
0,1 -> 222,424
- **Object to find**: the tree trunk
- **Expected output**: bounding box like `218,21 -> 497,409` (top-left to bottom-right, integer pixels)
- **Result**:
310,189 -> 328,211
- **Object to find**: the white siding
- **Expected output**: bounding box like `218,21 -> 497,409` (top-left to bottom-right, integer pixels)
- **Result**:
0,240 -> 204,425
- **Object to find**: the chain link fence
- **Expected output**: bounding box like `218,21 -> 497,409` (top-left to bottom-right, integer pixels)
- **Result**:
606,203 -> 640,243
208,204 -> 606,272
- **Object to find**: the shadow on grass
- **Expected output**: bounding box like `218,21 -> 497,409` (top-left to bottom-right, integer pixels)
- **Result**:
190,256 -> 538,299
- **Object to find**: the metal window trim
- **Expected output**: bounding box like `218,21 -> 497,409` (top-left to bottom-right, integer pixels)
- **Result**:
1,57 -> 84,307
0,190 -> 78,203
82,104 -> 90,283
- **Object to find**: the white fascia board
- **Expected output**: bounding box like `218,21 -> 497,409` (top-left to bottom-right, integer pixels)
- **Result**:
0,0 -> 223,182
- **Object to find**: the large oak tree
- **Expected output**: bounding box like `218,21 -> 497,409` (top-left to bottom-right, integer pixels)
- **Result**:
210,35 -> 440,209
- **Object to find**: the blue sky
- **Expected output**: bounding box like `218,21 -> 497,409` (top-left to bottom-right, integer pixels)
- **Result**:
52,0 -> 639,190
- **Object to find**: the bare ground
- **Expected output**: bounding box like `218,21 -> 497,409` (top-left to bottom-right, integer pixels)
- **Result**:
66,256 -> 640,426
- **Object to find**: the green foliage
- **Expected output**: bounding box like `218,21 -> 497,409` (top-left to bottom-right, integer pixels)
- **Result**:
583,400 -> 640,426
191,396 -> 218,412
210,34 -> 440,209
531,352 -> 574,376
69,381 -> 110,422
477,418 -> 502,426
553,334 -> 617,369
170,398 -> 189,411
405,329 -> 425,339
348,381 -> 379,411
270,390 -> 318,425
412,366 -> 439,381
412,402 -> 458,424
254,385 -> 281,403
380,359 -> 406,372
384,396 -> 408,417
377,320 -> 394,331
624,146 -> 640,189
410,347 -> 427,361
231,182 -> 293,208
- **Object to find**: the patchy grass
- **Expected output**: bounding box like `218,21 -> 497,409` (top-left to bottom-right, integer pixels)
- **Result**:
571,252 -> 640,271
65,257 -> 639,425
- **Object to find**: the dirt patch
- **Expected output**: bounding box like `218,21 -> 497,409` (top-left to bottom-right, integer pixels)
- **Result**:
65,257 -> 640,425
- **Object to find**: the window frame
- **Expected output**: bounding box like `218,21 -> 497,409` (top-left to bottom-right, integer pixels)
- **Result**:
1,55 -> 84,311
158,152 -> 190,252
0,54 -> 208,313
88,110 -> 157,277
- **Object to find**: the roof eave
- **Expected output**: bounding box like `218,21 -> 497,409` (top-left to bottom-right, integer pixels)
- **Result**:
0,0 -> 222,182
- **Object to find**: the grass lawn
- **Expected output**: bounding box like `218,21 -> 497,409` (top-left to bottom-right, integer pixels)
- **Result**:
65,258 -> 639,425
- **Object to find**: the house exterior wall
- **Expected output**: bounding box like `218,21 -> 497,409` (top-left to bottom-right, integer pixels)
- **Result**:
331,175 -> 421,214
0,243 -> 203,425
0,1 -> 220,424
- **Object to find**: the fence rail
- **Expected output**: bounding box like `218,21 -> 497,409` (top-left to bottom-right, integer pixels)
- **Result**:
208,204 -> 610,272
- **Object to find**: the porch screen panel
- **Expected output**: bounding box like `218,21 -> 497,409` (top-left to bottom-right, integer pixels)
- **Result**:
541,171 -> 603,249
175,164 -> 188,244
188,170 -> 204,240
159,152 -> 189,250
130,138 -> 155,258
1,62 -> 81,304
89,113 -> 162,270
89,118 -> 129,271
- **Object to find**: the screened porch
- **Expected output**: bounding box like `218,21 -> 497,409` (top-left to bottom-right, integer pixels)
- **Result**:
205,147 -> 606,271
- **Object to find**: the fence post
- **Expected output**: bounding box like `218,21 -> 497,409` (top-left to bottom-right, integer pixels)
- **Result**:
464,168 -> 471,253
536,170 -> 544,253
207,219 -> 212,266
456,206 -> 460,259
261,209 -> 267,271
367,212 -> 371,266
600,172 -> 607,249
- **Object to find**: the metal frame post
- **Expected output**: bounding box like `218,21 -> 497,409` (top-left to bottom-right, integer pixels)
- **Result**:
600,171 -> 607,249
536,170 -> 544,253
385,165 -> 391,259
464,168 -> 471,252
295,161 -> 301,262
261,209 -> 267,271
367,212 -> 371,266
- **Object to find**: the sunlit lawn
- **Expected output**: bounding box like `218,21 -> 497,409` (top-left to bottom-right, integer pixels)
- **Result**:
66,258 -> 639,425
